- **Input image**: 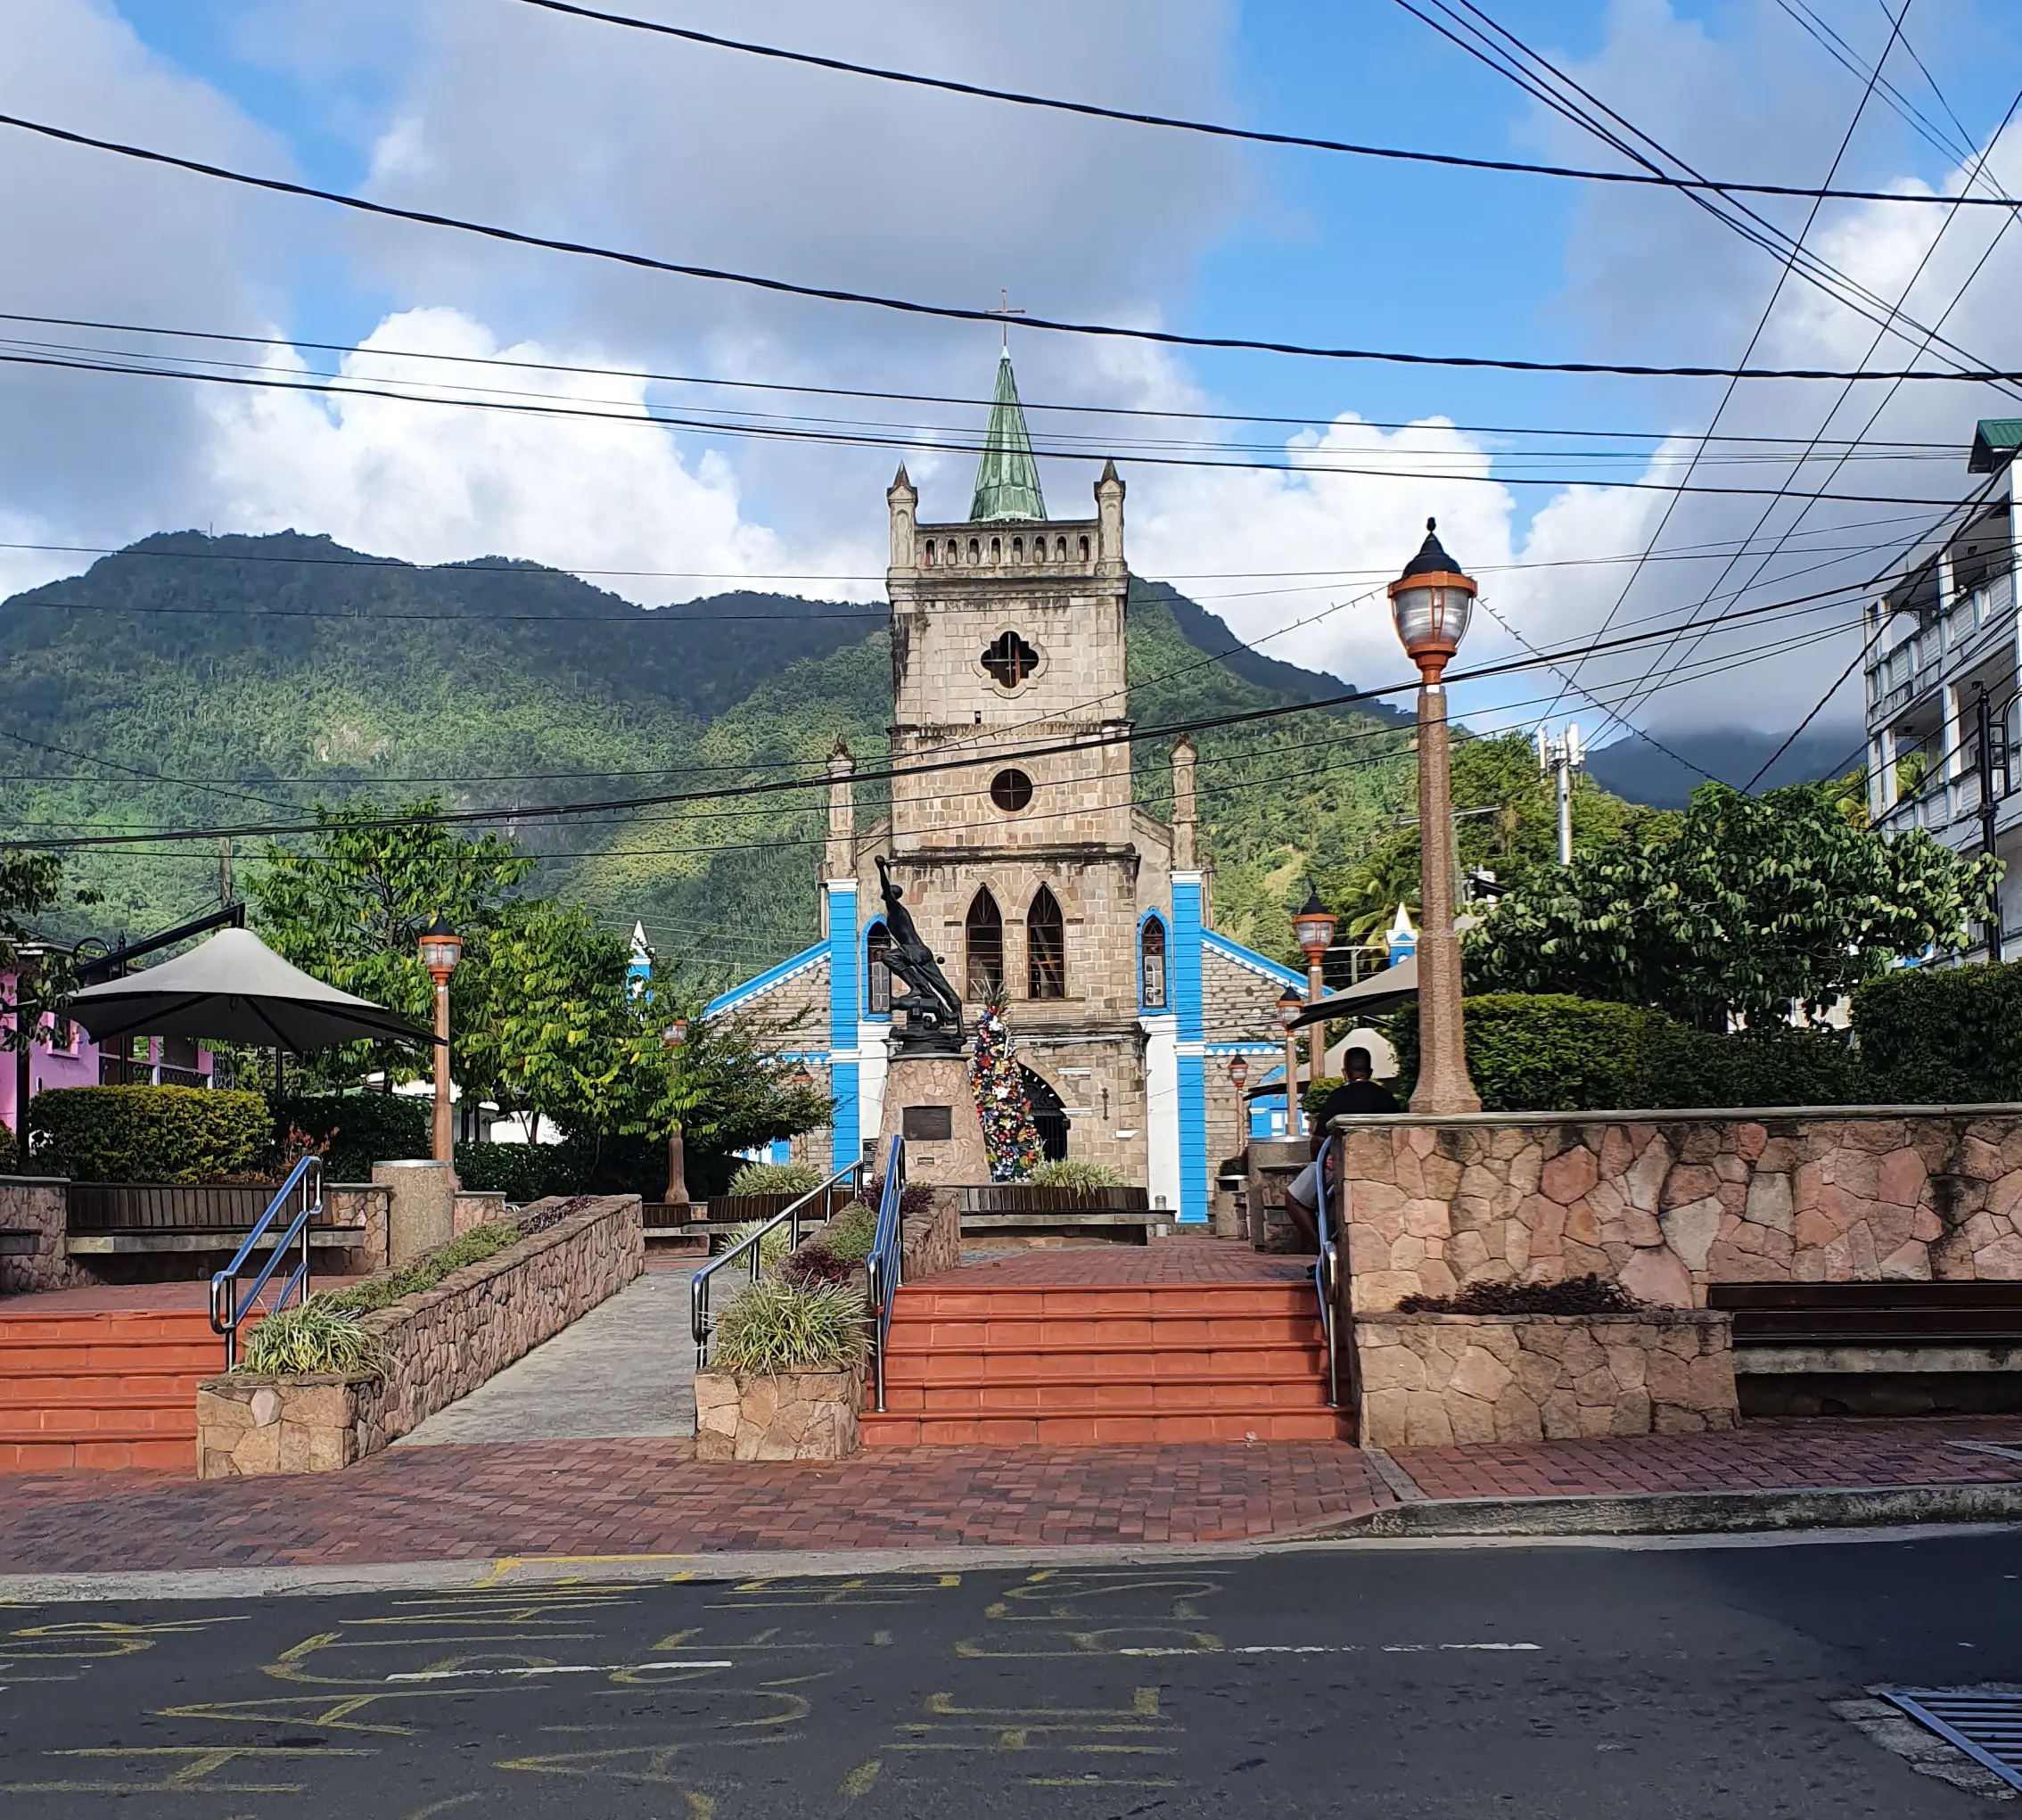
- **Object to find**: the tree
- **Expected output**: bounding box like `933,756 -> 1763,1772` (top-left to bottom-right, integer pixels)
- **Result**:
1,852 -> 99,1060
1467,779 -> 2001,1026
250,799 -> 533,1088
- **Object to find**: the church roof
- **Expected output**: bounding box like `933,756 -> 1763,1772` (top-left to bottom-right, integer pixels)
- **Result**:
969,352 -> 1047,523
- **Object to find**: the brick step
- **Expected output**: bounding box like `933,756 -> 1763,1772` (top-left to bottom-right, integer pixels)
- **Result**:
0,1395 -> 196,1438
899,1286 -> 1312,1320
875,1377 -> 1335,1416
0,1340 -> 221,1372
892,1316 -> 1326,1352
883,1344 -> 1327,1385
0,1314 -> 218,1346
859,1408 -> 1352,1447
0,1436 -> 196,1472
0,1370 -> 209,1403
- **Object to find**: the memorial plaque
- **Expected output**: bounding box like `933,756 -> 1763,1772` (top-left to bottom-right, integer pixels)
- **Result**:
901,1104 -> 954,1141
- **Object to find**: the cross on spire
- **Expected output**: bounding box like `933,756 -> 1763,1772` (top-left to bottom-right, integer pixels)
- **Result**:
988,287 -> 1026,351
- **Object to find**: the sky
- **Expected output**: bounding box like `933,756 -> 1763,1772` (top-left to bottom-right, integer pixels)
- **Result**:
4,0 -> 2021,758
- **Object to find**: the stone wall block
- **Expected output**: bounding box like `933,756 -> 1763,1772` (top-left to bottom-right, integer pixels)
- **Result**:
1508,1144 -> 1543,1198
1659,1198 -> 1722,1273
1540,1145 -> 1599,1206
1623,1139 -> 1670,1214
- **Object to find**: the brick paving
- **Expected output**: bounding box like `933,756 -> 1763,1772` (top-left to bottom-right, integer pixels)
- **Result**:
1390,1417 -> 2022,1502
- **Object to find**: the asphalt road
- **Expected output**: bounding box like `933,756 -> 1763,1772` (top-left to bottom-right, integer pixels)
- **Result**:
2,1533 -> 2018,1816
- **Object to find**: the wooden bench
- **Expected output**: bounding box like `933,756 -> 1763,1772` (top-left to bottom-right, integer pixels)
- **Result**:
1708,1282 -> 2022,1417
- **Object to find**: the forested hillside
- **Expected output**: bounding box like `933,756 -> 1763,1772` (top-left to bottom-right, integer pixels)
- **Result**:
0,531 -> 1416,984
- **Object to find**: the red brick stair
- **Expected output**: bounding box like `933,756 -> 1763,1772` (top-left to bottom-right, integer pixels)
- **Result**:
0,1307 -> 218,1471
861,1278 -> 1350,1446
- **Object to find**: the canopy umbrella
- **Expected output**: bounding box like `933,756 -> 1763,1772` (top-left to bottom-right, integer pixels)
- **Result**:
1285,953 -> 1419,1028
66,926 -> 436,1052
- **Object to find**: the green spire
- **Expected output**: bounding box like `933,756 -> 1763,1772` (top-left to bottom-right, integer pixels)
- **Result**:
969,351 -> 1046,523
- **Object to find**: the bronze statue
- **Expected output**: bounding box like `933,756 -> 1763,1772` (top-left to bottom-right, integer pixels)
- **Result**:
875,856 -> 964,1055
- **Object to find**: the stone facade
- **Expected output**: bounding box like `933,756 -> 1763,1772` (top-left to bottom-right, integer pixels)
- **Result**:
1338,1110 -> 2022,1314
0,1175 -> 75,1294
196,1192 -> 643,1477
1355,1312 -> 1738,1447
695,1363 -> 863,1461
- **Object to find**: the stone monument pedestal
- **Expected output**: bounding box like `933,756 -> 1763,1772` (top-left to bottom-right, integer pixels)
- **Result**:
877,1053 -> 989,1187
374,1158 -> 456,1267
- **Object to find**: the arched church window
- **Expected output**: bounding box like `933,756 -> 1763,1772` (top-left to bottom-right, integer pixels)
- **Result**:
967,537 -> 982,565
1139,918 -> 1167,1010
921,541 -> 934,568
966,889 -> 1004,1000
1031,538 -> 1046,565
1027,886 -> 1066,1001
1011,537 -> 1023,563
1078,535 -> 1090,562
982,630 -> 1040,689
1055,536 -> 1068,561
866,920 -> 892,1017
990,536 -> 1002,564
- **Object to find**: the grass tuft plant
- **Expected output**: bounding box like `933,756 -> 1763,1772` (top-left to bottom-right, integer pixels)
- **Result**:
820,1202 -> 877,1264
1026,1158 -> 1126,1192
237,1298 -> 384,1375
321,1223 -> 520,1314
727,1160 -> 824,1198
710,1277 -> 867,1375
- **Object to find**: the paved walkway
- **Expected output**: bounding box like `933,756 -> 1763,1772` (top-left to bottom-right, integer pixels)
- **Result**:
1,1419 -> 2018,1573
398,1264 -> 699,1445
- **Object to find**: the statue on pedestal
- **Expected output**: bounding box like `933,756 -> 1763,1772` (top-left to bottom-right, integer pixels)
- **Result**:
875,856 -> 964,1056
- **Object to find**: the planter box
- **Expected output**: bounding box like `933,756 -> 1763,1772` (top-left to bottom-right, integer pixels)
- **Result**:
195,1192 -> 643,1478
695,1363 -> 864,1461
1355,1310 -> 1737,1449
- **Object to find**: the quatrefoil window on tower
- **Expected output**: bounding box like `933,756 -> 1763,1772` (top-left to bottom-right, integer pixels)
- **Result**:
982,630 -> 1040,689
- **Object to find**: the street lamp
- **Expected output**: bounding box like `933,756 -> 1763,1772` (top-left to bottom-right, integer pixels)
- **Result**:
1275,985 -> 1305,1137
790,1062 -> 815,1091
1226,1052 -> 1250,1145
1292,885 -> 1337,1113
1389,518 -> 1482,1114
418,916 -> 462,1165
662,1016 -> 690,1206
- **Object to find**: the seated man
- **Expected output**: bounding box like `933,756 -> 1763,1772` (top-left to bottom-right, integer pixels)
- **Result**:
1281,1047 -> 1399,1250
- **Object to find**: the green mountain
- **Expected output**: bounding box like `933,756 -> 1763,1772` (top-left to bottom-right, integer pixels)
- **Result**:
0,532 -> 1412,982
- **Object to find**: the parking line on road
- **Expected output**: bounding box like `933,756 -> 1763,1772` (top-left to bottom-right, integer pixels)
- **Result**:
385,1659 -> 733,1682
1117,1642 -> 1541,1656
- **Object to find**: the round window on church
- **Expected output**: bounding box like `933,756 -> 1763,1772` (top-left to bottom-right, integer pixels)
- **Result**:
990,769 -> 1034,812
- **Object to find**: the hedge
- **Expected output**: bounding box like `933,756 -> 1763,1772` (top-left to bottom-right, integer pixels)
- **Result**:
452,1140 -> 578,1203
272,1092 -> 429,1182
28,1085 -> 273,1184
0,1119 -> 16,1174
1385,994 -> 1864,1113
1853,961 -> 2022,1105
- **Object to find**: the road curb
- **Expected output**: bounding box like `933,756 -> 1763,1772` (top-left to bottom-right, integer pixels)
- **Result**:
1309,1479 -> 2022,1538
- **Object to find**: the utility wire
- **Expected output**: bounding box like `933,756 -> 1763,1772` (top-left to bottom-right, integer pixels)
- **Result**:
7,111 -> 2022,381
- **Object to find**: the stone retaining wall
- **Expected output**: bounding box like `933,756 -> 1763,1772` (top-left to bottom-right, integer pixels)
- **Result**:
1339,1108 -> 2022,1314
1355,1311 -> 1737,1448
696,1363 -> 863,1461
0,1176 -> 75,1294
196,1192 -> 643,1477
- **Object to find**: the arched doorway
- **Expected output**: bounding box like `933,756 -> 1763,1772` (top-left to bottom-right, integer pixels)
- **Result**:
1020,1066 -> 1069,1161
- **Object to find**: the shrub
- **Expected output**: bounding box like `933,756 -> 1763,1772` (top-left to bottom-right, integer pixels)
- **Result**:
1853,961 -> 2022,1105
27,1085 -> 272,1184
780,1241 -> 854,1289
237,1298 -> 384,1375
1301,1076 -> 1344,1117
1397,1274 -> 1646,1315
1025,1158 -> 1126,1191
721,1217 -> 793,1269
820,1201 -> 878,1264
1387,993 -> 1865,1113
710,1277 -> 866,1374
0,1119 -> 16,1174
726,1159 -> 823,1198
271,1092 -> 428,1182
320,1223 -> 521,1313
865,1179 -> 933,1219
453,1141 -> 574,1204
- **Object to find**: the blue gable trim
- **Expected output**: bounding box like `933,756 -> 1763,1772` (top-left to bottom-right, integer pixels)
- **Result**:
705,941 -> 827,1019
1202,930 -> 1304,990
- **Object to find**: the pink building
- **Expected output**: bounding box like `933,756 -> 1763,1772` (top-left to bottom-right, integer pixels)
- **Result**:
3,971 -> 214,1143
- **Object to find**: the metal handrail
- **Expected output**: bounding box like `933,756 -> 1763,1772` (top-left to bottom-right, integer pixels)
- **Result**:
866,1135 -> 907,1413
209,1155 -> 323,1370
690,1160 -> 859,1379
1311,1133 -> 1342,1410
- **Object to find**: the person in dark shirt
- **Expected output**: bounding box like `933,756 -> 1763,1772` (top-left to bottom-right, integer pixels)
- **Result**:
1282,1047 -> 1397,1249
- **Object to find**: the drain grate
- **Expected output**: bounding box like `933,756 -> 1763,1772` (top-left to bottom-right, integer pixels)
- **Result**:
1881,1690 -> 2022,1792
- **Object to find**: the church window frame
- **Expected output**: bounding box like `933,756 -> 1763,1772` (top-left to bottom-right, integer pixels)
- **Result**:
980,629 -> 1042,692
1055,535 -> 1068,561
965,888 -> 1005,1001
967,537 -> 982,565
1078,535 -> 1090,563
1011,536 -> 1023,564
990,768 -> 1034,813
864,918 -> 893,1018
1027,885 -> 1067,1001
1138,911 -> 1169,1012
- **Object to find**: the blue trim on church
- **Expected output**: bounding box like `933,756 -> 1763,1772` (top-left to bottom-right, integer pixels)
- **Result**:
1202,930 -> 1304,989
826,882 -> 860,1174
1171,876 -> 1209,1225
705,941 -> 827,1019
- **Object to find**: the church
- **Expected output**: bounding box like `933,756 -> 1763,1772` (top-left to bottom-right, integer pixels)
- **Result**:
705,352 -> 1305,1223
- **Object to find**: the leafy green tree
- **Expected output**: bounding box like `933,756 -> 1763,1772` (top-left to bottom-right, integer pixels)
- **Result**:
249,799 -> 532,1088
1467,779 -> 2001,1026
2,850 -> 96,1057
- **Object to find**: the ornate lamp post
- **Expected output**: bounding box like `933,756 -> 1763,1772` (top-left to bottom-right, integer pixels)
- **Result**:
1389,518 -> 1482,1114
417,916 -> 463,1164
1292,885 -> 1337,1100
662,1014 -> 690,1206
1226,1052 -> 1250,1144
1275,986 -> 1305,1136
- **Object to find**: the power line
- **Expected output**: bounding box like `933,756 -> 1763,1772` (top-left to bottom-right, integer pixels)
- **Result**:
500,0 -> 2020,211
8,110 -> 2022,382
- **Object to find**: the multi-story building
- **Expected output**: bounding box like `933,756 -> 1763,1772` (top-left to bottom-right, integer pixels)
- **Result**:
1865,417 -> 2022,959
